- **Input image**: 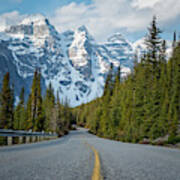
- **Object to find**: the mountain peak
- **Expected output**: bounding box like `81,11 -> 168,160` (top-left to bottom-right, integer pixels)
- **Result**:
0,15 -> 144,107
20,14 -> 49,26
75,25 -> 94,42
107,33 -> 126,43
5,14 -> 58,41
77,25 -> 88,33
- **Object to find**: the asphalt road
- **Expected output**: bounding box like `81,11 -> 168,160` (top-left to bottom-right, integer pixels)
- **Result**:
0,128 -> 180,180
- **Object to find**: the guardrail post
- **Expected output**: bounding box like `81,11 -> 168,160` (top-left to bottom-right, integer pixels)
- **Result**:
25,136 -> 30,143
31,136 -> 36,142
40,136 -> 43,141
35,136 -> 38,142
37,136 -> 39,141
7,137 -> 13,146
0,129 -> 58,146
19,136 -> 23,144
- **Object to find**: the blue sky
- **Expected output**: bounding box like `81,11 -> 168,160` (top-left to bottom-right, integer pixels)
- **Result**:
0,0 -> 91,15
0,0 -> 179,42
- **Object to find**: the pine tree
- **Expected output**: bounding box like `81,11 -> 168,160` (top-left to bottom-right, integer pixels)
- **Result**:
159,40 -> 166,63
113,66 -> 121,95
158,41 -> 169,136
132,63 -> 147,139
26,69 -> 44,131
43,82 -> 56,132
172,31 -> 177,49
109,66 -> 122,139
14,87 -> 26,130
10,84 -> 14,129
35,71 -> 45,131
168,44 -> 180,135
90,103 -> 102,134
56,91 -> 63,134
31,70 -> 39,130
145,16 -> 162,62
0,72 -> 14,129
103,63 -> 114,96
72,18 -> 180,144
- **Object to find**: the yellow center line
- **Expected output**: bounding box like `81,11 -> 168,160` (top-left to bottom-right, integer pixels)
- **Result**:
84,141 -> 103,180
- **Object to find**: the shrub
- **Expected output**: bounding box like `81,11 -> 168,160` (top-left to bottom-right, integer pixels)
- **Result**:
167,135 -> 180,145
0,136 -> 7,145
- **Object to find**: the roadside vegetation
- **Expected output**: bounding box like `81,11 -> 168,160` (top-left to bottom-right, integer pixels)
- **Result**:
74,17 -> 180,146
0,69 -> 75,136
0,17 -> 179,147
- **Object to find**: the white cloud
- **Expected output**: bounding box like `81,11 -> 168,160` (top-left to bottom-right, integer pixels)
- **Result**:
50,0 -> 180,42
0,0 -> 179,42
131,0 -> 162,9
0,11 -> 25,31
132,0 -> 180,21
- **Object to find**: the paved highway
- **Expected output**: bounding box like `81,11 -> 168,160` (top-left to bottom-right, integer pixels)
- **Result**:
0,128 -> 180,180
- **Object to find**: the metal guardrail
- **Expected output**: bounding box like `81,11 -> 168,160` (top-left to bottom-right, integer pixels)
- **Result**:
0,129 -> 57,137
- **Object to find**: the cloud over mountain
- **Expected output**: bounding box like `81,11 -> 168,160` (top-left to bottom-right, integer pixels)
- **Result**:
0,0 -> 179,42
50,0 -> 180,42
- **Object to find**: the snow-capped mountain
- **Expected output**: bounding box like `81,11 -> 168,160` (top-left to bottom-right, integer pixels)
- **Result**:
132,37 -> 173,60
0,14 -> 168,107
105,33 -> 134,72
132,37 -> 147,60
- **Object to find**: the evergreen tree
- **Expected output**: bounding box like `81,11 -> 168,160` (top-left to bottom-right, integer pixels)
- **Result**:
168,45 -> 180,135
43,82 -> 55,132
0,72 -> 14,129
145,16 -> 162,71
103,63 -> 114,96
14,87 -> 26,130
10,84 -> 15,129
145,16 -> 162,59
26,70 -> 44,131
113,66 -> 121,95
73,17 -> 180,144
36,71 -> 45,131
172,31 -> 177,48
56,91 -> 63,134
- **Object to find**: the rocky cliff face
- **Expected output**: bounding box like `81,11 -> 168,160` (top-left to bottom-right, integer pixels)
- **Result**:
0,14 -> 154,107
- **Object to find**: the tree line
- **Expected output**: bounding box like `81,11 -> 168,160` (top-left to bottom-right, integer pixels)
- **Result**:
0,69 -> 74,136
74,17 -> 180,144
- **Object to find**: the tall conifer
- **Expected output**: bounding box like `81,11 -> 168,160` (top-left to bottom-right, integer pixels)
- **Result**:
0,73 -> 14,129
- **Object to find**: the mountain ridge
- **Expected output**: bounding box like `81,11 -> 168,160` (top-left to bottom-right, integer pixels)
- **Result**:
0,14 -> 171,107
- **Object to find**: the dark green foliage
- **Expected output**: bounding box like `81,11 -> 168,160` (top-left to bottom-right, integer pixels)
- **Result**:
0,72 -> 14,129
74,17 -> 180,144
14,87 -> 26,130
145,16 -> 162,66
26,70 -> 44,131
0,70 -> 74,135
43,83 -> 55,132
25,71 -> 74,134
167,135 -> 180,145
167,44 -> 180,136
0,136 -> 7,145
103,63 -> 114,96
172,31 -> 177,48
0,17 -> 179,144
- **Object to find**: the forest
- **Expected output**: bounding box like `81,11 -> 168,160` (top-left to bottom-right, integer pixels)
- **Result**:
74,17 -> 180,145
0,69 -> 75,136
0,17 -> 179,145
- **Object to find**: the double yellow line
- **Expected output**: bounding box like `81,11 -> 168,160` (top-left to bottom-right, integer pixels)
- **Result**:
84,142 -> 103,180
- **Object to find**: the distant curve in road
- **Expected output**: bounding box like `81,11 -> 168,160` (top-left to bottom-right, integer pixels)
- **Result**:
0,128 -> 180,180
